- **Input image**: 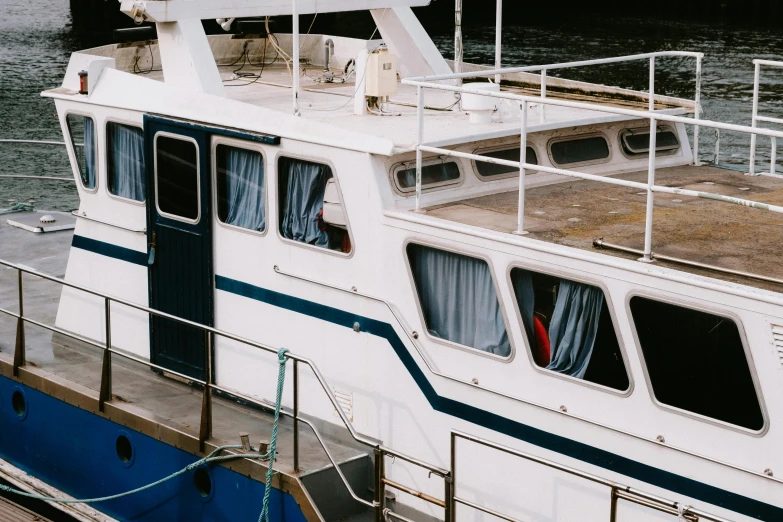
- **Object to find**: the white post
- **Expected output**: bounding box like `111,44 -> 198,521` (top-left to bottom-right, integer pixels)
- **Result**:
494,0 -> 502,84
354,47 -> 368,115
771,136 -> 777,175
714,128 -> 720,165
515,101 -> 528,235
454,0 -> 463,83
749,61 -> 760,175
693,55 -> 702,166
415,86 -> 424,212
648,56 -> 655,112
540,69 -> 547,123
292,0 -> 300,115
640,116 -> 657,263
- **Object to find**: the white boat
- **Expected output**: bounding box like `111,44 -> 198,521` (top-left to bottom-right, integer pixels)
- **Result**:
1,0 -> 782,520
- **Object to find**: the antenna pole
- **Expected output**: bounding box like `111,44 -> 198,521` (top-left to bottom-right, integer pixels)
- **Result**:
292,0 -> 300,115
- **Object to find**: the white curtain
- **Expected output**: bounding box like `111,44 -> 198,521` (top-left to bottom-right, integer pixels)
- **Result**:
108,123 -> 145,201
546,280 -> 604,378
279,158 -> 330,247
409,244 -> 510,356
223,147 -> 265,231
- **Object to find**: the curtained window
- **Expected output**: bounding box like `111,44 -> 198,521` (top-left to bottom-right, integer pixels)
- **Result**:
511,268 -> 628,390
408,244 -> 510,356
66,114 -> 97,189
107,122 -> 145,202
216,144 -> 265,232
278,156 -> 350,251
630,297 -> 763,430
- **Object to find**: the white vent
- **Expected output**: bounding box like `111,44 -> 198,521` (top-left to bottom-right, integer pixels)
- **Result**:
771,324 -> 783,367
332,388 -> 353,423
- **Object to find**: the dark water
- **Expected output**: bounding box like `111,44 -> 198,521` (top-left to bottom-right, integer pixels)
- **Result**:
2,4 -> 783,211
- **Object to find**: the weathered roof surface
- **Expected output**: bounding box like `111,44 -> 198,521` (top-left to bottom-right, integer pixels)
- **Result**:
0,496 -> 52,522
424,165 -> 783,292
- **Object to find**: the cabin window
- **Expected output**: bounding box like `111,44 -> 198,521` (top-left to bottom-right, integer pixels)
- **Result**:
407,244 -> 510,357
278,156 -> 350,253
549,135 -> 610,166
66,114 -> 97,190
510,268 -> 629,391
620,127 -> 680,156
155,135 -> 199,222
395,160 -> 461,192
475,147 -> 538,178
630,297 -> 763,431
107,122 -> 145,202
216,144 -> 265,232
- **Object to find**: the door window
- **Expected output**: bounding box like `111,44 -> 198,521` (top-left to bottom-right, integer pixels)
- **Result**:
155,134 -> 200,222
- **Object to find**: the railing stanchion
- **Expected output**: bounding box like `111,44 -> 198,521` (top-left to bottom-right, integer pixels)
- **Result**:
640,115 -> 658,263
415,85 -> 424,212
13,269 -> 25,377
771,136 -> 777,175
514,101 -> 529,235
648,56 -> 655,112
540,69 -> 547,123
693,55 -> 702,166
714,128 -> 721,165
199,329 -> 213,453
609,487 -> 618,522
449,431 -> 457,522
494,0 -> 502,84
750,61 -> 761,175
454,0 -> 463,87
374,448 -> 385,522
293,359 -> 300,473
98,298 -> 112,412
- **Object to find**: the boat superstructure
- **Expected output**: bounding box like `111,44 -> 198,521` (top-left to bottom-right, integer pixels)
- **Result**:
2,0 -> 783,520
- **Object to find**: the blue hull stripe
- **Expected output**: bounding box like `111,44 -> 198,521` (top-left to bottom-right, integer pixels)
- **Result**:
215,275 -> 782,521
60,237 -> 783,520
72,235 -> 147,266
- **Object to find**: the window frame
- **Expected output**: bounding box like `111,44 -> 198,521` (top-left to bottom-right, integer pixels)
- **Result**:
211,135 -> 269,237
505,262 -> 634,396
153,131 -> 202,225
403,238 -> 516,362
64,111 -> 99,194
105,118 -> 146,206
472,143 -> 540,180
625,290 -> 768,436
391,156 -> 464,195
275,152 -> 355,259
547,132 -> 612,169
618,125 -> 680,159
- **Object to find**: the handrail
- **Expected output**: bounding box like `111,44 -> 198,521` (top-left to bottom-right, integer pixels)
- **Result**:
749,59 -> 783,175
451,430 -> 733,522
0,258 -> 387,512
273,264 -> 783,486
71,211 -> 147,234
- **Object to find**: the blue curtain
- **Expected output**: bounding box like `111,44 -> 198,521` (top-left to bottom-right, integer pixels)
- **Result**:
409,245 -> 510,356
109,123 -> 145,201
546,280 -> 604,378
510,269 -> 536,348
223,147 -> 265,231
279,158 -> 330,247
83,117 -> 96,189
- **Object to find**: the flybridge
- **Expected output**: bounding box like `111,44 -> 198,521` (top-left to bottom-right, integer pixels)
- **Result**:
119,0 -> 431,21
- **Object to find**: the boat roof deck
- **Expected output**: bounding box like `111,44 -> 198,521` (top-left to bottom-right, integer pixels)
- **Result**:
423,165 -> 783,292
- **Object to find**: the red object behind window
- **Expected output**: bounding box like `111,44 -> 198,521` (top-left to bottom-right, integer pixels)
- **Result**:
532,316 -> 551,367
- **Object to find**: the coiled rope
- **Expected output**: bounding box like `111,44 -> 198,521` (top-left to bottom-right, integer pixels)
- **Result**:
0,202 -> 34,215
0,347 -> 291,522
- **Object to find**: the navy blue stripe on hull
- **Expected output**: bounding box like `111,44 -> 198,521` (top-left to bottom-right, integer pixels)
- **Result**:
215,275 -> 783,521
71,235 -> 147,266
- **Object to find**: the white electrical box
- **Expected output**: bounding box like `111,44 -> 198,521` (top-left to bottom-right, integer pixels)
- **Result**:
365,47 -> 397,98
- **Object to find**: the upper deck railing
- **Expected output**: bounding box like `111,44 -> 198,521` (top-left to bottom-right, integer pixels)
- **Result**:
749,59 -> 783,176
403,53 -> 783,266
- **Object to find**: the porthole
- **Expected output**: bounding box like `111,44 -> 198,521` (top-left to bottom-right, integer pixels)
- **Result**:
193,467 -> 214,501
115,432 -> 134,467
11,388 -> 27,420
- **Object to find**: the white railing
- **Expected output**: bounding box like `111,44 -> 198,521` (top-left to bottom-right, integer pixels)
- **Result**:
749,59 -> 783,175
413,51 -> 703,163
403,58 -> 783,263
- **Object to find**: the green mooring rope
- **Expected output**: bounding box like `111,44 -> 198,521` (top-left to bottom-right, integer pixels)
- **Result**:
0,347 -> 291,522
0,202 -> 34,215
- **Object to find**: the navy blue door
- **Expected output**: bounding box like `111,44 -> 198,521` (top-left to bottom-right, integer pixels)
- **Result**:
145,116 -> 212,381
